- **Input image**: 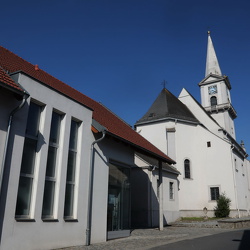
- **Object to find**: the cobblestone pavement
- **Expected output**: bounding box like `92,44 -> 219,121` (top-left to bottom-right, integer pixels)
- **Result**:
58,222 -> 234,250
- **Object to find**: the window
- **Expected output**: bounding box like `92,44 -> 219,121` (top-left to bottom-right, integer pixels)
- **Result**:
42,111 -> 62,218
184,159 -> 191,179
64,120 -> 80,218
169,182 -> 174,200
16,102 -> 42,217
234,158 -> 238,172
207,141 -> 211,147
210,96 -> 217,106
210,187 -> 220,201
241,163 -> 245,176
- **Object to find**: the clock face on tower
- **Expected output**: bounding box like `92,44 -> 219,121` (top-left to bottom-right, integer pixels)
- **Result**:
208,85 -> 217,95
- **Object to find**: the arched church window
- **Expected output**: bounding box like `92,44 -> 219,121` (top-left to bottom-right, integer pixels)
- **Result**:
210,96 -> 217,106
184,159 -> 191,179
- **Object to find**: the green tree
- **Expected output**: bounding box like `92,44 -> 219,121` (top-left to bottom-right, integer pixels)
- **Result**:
214,193 -> 231,218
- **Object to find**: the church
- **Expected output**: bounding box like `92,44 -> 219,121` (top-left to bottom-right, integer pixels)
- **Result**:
135,32 -> 250,218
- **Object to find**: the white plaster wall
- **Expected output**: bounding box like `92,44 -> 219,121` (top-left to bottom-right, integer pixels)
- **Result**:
90,137 -> 135,244
134,156 -> 179,226
136,120 -> 176,157
2,73 -> 93,250
148,169 -> 179,225
173,122 -> 238,216
162,172 -> 180,223
179,88 -> 221,137
0,89 -> 23,180
233,156 -> 250,217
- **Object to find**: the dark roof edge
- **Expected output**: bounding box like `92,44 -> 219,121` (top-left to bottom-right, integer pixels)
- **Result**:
0,81 -> 28,97
135,116 -> 200,127
219,128 -> 248,158
135,153 -> 179,175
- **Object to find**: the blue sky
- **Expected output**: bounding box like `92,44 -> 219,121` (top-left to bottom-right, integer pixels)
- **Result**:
2,0 -> 250,149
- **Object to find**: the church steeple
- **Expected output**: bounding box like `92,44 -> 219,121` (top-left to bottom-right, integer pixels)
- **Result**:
205,31 -> 222,76
199,32 -> 237,139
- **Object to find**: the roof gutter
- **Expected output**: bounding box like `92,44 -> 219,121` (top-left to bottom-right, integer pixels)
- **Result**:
86,129 -> 106,246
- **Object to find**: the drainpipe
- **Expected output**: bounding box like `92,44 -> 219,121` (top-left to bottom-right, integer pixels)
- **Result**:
149,165 -> 156,227
86,130 -> 106,246
0,93 -> 28,196
158,161 -> 163,230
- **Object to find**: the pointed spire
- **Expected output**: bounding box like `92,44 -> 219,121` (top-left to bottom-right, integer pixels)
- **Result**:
205,31 -> 222,76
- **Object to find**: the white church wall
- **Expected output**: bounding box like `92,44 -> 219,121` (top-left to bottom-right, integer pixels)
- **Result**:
179,88 -> 222,138
175,122 -> 238,217
233,155 -> 250,217
137,120 -> 176,160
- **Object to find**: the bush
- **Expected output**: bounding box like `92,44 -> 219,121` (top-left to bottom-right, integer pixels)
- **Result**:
214,193 -> 231,218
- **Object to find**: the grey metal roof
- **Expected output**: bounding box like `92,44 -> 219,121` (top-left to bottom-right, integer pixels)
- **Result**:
135,88 -> 199,125
135,153 -> 180,175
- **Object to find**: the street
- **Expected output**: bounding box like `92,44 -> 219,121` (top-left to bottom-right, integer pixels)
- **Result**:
151,229 -> 250,250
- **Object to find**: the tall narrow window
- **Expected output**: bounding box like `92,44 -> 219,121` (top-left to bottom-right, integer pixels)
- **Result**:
16,102 -> 42,217
169,182 -> 174,200
42,111 -> 62,218
64,120 -> 79,218
210,187 -> 220,201
210,96 -> 217,106
184,159 -> 191,179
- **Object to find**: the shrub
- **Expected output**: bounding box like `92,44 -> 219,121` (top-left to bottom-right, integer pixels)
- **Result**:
214,192 -> 231,218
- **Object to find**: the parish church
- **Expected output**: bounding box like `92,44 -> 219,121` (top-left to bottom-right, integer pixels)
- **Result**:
135,32 -> 250,218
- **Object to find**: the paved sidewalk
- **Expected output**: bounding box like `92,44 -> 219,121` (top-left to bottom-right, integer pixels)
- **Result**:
58,222 -> 234,250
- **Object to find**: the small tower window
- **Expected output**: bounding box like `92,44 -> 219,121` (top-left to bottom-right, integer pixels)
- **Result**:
184,159 -> 191,179
210,96 -> 217,106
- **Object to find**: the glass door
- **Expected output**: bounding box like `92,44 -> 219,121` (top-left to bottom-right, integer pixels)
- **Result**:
107,163 -> 130,239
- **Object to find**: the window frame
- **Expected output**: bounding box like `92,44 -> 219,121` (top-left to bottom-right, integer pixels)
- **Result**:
209,186 -> 220,201
42,111 -> 63,219
184,159 -> 191,179
210,96 -> 217,107
15,101 -> 43,219
64,119 -> 81,220
169,182 -> 174,200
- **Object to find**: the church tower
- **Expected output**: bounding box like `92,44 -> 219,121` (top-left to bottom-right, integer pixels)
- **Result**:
198,31 -> 237,139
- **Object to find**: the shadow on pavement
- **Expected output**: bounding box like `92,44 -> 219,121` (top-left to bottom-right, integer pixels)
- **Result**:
238,230 -> 250,250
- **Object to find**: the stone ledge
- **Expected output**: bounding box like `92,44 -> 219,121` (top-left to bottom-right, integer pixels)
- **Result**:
218,218 -> 250,229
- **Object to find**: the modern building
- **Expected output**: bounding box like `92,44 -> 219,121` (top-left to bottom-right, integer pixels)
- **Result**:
135,32 -> 250,218
0,46 -> 177,250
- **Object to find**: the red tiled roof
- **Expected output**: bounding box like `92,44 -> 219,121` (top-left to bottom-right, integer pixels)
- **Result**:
0,67 -> 24,93
0,46 -> 175,164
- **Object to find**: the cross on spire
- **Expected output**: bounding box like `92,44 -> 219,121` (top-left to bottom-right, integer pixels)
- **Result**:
161,80 -> 167,89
